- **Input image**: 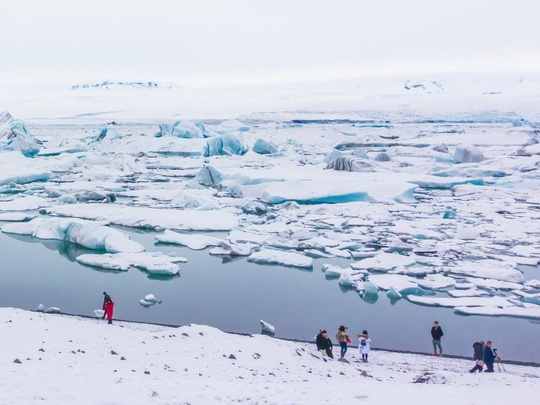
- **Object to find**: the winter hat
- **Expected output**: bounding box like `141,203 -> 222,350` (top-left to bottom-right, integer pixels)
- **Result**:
362,330 -> 368,335
339,325 -> 346,332
321,330 -> 327,334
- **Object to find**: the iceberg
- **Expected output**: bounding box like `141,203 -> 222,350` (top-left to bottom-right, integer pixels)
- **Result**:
247,249 -> 313,268
454,144 -> 484,163
1,217 -> 145,253
260,319 -> 275,335
252,139 -> 278,155
204,134 -> 248,157
76,252 -> 185,275
155,120 -> 206,138
0,111 -> 41,157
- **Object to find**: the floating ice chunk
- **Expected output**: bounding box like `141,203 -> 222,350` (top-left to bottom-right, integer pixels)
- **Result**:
155,120 -> 205,138
94,309 -> 105,318
0,151 -> 54,185
417,274 -> 456,290
36,304 -> 45,312
465,277 -> 524,291
248,249 -> 313,268
455,304 -> 540,320
0,111 -> 41,157
432,143 -> 449,153
252,139 -> 278,155
456,226 -> 480,240
194,165 -> 223,187
155,230 -> 225,250
447,260 -> 525,284
139,294 -> 163,307
261,179 -> 369,204
351,253 -> 416,272
204,134 -> 248,157
454,144 -> 484,163
260,320 -> 275,335
374,152 -> 391,162
226,184 -> 244,198
447,289 -> 490,298
321,264 -> 348,278
209,241 -> 252,256
0,196 -> 45,211
228,231 -> 268,245
368,274 -> 419,291
386,287 -> 402,301
44,204 -> 238,231
0,212 -> 36,221
45,307 -> 61,314
407,295 -> 512,308
76,252 -> 186,275
241,201 -> 268,215
73,190 -> 116,203
214,119 -> 249,134
1,217 -> 145,253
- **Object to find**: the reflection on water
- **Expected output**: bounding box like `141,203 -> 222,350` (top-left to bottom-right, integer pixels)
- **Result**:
0,228 -> 539,363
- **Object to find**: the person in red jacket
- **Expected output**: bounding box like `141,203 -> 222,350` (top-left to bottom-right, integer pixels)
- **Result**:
102,292 -> 114,325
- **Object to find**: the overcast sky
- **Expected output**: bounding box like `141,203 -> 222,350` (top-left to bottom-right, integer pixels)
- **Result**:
0,0 -> 539,85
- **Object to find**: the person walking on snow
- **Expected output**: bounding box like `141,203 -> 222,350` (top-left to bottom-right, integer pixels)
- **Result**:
469,341 -> 485,373
357,330 -> 371,362
431,321 -> 444,356
102,292 -> 114,324
335,325 -> 350,359
483,340 -> 496,372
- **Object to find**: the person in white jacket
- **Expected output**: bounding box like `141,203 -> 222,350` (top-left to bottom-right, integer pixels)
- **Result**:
357,330 -> 371,362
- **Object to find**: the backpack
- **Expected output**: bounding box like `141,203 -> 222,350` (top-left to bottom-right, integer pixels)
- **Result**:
361,338 -> 367,347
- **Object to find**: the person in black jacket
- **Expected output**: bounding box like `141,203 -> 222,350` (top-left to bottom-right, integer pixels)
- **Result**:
316,330 -> 334,359
469,341 -> 485,373
430,321 -> 444,356
483,340 -> 495,372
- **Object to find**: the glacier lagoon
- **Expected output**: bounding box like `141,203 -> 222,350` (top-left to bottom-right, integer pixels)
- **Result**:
1,227 -> 538,363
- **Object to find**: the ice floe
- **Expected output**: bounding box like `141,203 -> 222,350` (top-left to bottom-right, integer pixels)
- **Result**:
155,230 -> 225,250
1,217 -> 144,253
248,249 -> 313,268
44,204 -> 238,231
76,252 -> 186,275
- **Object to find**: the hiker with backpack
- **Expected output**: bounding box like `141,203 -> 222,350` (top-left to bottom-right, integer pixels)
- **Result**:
469,341 -> 485,373
357,330 -> 371,362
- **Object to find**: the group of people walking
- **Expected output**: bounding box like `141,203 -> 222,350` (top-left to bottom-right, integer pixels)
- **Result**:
315,326 -> 371,362
316,320 -> 501,372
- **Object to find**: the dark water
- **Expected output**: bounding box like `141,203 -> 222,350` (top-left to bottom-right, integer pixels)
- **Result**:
1,227 -> 539,363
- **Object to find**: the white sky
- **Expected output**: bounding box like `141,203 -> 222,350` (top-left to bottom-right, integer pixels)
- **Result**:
0,0 -> 539,85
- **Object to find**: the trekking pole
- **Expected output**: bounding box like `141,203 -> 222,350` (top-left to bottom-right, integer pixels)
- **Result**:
495,351 -> 506,373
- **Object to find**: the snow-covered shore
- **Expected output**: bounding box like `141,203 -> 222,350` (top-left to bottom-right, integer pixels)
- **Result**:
2,308 -> 539,405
